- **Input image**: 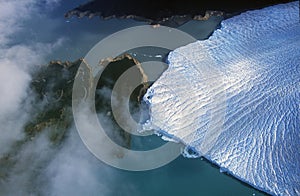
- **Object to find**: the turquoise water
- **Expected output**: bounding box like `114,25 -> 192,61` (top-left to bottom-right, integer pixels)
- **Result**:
92,43 -> 266,196
110,157 -> 265,196
7,2 -> 269,195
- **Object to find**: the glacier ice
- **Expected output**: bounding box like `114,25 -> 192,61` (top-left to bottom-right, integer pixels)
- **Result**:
143,2 -> 300,195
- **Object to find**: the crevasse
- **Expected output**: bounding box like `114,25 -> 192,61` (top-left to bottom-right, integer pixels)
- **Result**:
143,2 -> 300,195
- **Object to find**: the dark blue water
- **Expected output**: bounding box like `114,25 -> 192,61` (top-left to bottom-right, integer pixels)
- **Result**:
17,2 -> 267,195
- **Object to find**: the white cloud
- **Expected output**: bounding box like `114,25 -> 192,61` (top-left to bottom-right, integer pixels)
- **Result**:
0,131 -> 55,195
0,0 -> 36,45
0,0 -> 62,156
45,0 -> 61,8
0,1 -> 130,195
44,128 -> 114,196
0,1 -> 121,195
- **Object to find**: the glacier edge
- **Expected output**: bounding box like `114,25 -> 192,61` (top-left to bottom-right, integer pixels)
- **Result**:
143,2 -> 300,195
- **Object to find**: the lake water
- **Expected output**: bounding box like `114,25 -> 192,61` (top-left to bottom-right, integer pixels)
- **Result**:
6,1 -> 268,195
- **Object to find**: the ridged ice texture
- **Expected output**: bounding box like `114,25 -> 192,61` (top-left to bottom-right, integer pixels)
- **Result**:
143,2 -> 300,195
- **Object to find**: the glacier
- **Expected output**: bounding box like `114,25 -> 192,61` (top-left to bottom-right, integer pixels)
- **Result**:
143,2 -> 300,195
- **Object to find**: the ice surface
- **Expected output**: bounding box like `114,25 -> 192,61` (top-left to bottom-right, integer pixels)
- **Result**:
143,2 -> 300,195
